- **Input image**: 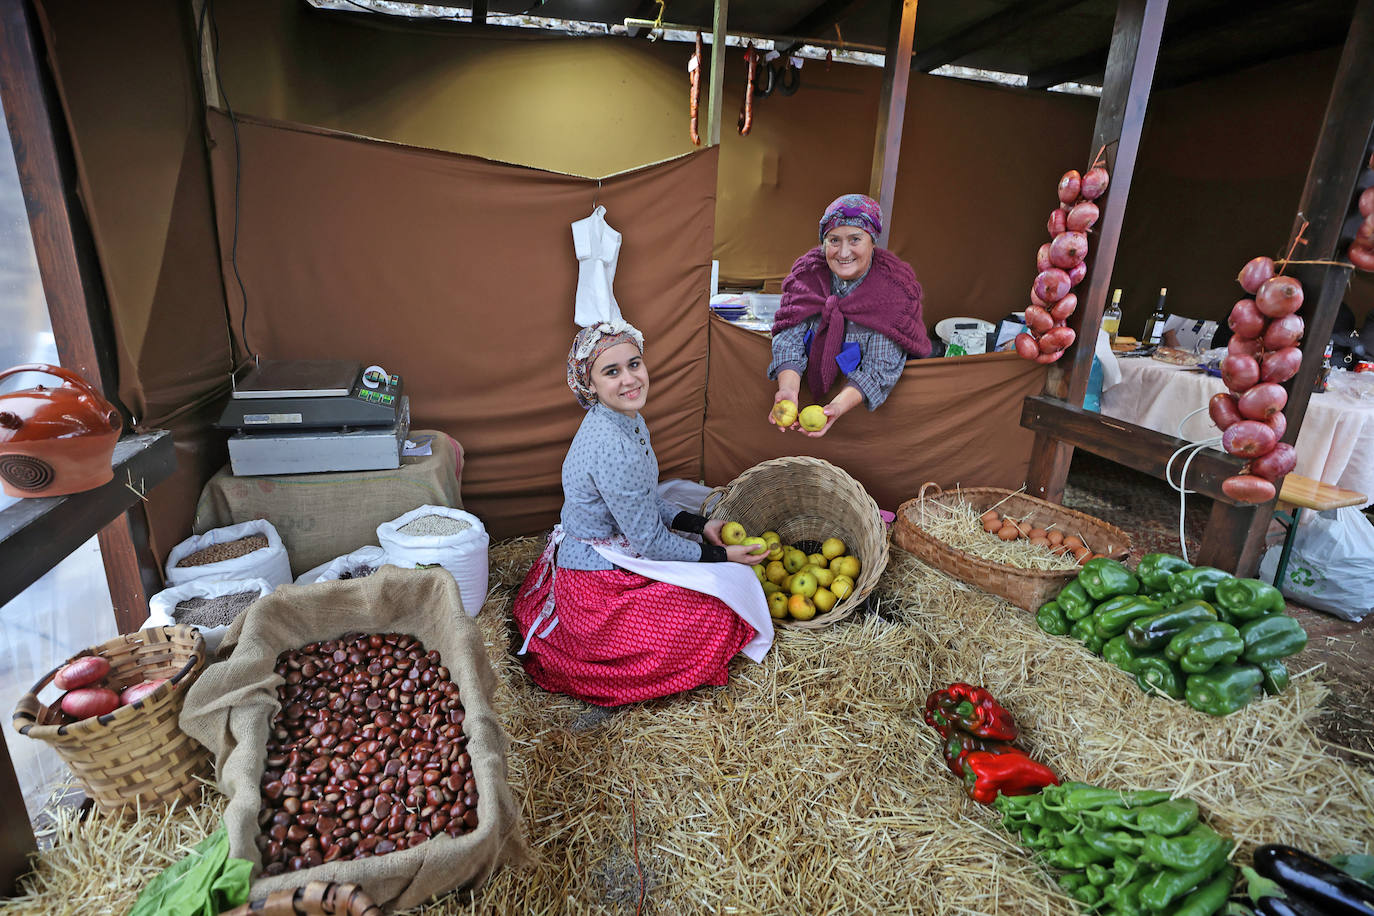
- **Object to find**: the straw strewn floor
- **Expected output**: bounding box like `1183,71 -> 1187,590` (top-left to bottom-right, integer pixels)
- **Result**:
5,538 -> 1372,916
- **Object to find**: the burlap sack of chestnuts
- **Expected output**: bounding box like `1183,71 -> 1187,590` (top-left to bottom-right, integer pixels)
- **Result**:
179,565 -> 530,911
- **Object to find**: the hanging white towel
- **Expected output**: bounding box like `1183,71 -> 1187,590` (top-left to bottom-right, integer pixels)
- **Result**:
571,205 -> 625,328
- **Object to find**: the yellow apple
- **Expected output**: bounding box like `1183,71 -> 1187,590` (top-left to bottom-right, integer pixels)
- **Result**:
782,548 -> 807,574
765,560 -> 787,585
752,562 -> 767,582
762,580 -> 780,596
812,567 -> 835,588
789,570 -> 818,598
830,575 -> 854,600
821,537 -> 846,560
813,587 -> 837,613
761,530 -> 781,545
741,536 -> 770,556
799,404 -> 827,432
787,594 -> 817,621
771,399 -> 799,427
833,555 -> 861,579
766,540 -> 785,561
720,521 -> 747,546
768,591 -> 789,618
807,552 -> 827,570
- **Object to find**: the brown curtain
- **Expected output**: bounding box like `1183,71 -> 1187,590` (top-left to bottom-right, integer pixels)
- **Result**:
702,316 -> 1047,512
205,111 -> 717,539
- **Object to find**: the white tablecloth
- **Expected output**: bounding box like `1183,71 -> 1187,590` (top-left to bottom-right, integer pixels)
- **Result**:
1101,358 -> 1374,507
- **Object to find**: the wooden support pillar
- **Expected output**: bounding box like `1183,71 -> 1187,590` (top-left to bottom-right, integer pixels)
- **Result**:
706,0 -> 729,147
869,0 -> 918,248
1025,0 -> 1167,504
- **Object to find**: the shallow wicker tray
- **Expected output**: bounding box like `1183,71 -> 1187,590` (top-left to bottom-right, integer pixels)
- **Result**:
703,455 -> 888,629
892,483 -> 1131,612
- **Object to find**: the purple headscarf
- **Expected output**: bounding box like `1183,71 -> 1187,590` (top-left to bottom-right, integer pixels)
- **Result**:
819,193 -> 883,244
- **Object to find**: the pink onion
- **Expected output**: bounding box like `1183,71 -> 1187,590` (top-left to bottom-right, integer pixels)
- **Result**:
1260,346 -> 1302,384
1035,348 -> 1065,364
1067,260 -> 1088,287
1047,207 -> 1068,238
1222,420 -> 1278,459
1080,166 -> 1110,200
1015,332 -> 1041,360
1262,313 -> 1304,350
1228,299 -> 1267,338
1228,336 -> 1263,359
1267,410 -> 1287,440
1025,304 -> 1054,335
1039,326 -> 1076,352
1350,241 -> 1374,272
1030,287 -> 1051,309
1237,256 -> 1276,295
1033,269 -> 1073,304
1237,382 -> 1288,420
1209,392 -> 1243,431
1050,294 -> 1078,322
1358,215 -> 1374,244
1360,187 -> 1374,219
1221,353 -> 1261,392
1049,231 -> 1089,269
1251,442 -> 1297,483
1037,243 -> 1054,273
1223,475 -> 1276,504
1066,201 -> 1099,232
1057,170 -> 1082,205
1255,276 -> 1304,318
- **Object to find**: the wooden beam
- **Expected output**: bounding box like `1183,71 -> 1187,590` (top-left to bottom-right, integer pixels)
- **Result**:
0,729 -> 28,896
1026,0 -> 1166,503
780,0 -> 866,40
471,0 -> 487,25
869,0 -> 918,248
189,0 -> 221,108
912,0 -> 1084,72
706,0 -> 728,147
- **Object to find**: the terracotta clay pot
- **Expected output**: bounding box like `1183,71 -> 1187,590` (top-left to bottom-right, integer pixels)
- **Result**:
0,364 -> 122,498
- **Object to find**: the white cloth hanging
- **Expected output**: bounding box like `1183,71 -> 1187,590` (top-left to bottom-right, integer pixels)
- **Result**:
571,205 -> 625,328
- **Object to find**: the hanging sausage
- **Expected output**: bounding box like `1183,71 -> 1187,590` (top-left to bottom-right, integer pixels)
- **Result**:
737,44 -> 757,136
688,32 -> 702,146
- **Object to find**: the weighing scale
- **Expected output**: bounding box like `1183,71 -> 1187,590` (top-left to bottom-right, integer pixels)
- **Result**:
216,359 -> 409,476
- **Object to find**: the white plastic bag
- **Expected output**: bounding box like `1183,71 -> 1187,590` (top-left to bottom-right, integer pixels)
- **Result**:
377,506 -> 489,616
296,546 -> 388,585
146,577 -> 274,654
165,519 -> 292,589
1258,506 -> 1374,621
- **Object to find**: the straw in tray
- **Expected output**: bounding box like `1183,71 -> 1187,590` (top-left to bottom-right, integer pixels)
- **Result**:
8,539 -> 1372,916
916,487 -> 1081,572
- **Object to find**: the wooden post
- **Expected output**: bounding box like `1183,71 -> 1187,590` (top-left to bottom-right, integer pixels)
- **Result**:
706,0 -> 729,147
869,0 -> 918,248
1025,0 -> 1167,503
190,0 -> 221,108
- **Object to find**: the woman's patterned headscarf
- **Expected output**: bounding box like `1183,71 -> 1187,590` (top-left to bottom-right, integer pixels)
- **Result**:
819,193 -> 883,244
566,320 -> 645,409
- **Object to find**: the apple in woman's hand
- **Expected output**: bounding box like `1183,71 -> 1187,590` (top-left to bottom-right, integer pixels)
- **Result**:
720,521 -> 748,545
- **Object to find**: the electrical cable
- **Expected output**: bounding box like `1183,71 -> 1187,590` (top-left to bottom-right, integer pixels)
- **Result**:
1163,405 -> 1221,563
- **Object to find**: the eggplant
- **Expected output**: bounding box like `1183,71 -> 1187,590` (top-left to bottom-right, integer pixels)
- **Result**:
1254,845 -> 1374,916
1256,894 -> 1338,916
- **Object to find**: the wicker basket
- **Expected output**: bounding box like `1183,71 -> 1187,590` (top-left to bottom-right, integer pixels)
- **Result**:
11,624 -> 212,812
703,456 -> 889,629
221,881 -> 381,916
892,483 -> 1131,612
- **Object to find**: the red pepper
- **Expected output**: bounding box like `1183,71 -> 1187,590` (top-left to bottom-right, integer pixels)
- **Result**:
923,683 -> 1020,742
961,750 -> 1061,804
942,731 -> 1018,779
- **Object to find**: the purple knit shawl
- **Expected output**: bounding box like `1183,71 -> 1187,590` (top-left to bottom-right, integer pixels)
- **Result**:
772,247 -> 932,396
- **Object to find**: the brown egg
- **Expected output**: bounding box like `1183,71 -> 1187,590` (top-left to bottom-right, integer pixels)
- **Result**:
1047,530 -> 1065,546
1073,546 -> 1092,564
1029,536 -> 1050,549
997,525 -> 1020,541
1028,528 -> 1048,540
1015,521 -> 1033,537
980,510 -> 1000,525
982,516 -> 1002,533
1064,536 -> 1085,551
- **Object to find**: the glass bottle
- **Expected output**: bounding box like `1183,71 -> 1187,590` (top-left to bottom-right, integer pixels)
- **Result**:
1142,288 -> 1167,346
1314,340 -> 1333,393
1102,289 -> 1123,344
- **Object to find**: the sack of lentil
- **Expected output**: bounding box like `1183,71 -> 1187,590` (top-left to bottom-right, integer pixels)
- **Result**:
146,578 -> 275,655
376,506 -> 488,617
166,520 -> 293,590
298,546 -> 387,585
177,566 -> 529,910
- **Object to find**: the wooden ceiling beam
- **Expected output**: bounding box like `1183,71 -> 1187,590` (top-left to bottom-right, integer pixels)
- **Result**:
911,0 -> 1085,72
779,0 -> 867,40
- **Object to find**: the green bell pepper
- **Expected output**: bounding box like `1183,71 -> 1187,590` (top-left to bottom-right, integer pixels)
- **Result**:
1135,653 -> 1185,699
1085,862 -> 1115,888
1058,580 -> 1095,620
1070,615 -> 1105,654
1173,864 -> 1237,916
1134,797 -> 1199,837
1072,883 -> 1102,906
1166,620 -> 1246,674
1142,823 -> 1231,870
1148,589 -> 1183,609
1257,658 -> 1289,696
1184,664 -> 1263,716
1137,553 -> 1193,592
1125,600 -> 1219,650
1169,566 -> 1232,602
1138,840 -> 1233,911
1238,614 -> 1308,662
1078,557 -> 1141,601
1035,600 -> 1070,636
1093,595 -> 1165,639
1213,577 -> 1287,622
1102,634 -> 1145,672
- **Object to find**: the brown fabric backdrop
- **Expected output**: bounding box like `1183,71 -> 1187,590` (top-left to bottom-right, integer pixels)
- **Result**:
205,111 -> 716,539
702,316 -> 1047,512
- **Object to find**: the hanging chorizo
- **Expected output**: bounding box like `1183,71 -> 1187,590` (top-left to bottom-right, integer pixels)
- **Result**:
737,44 -> 757,136
688,32 -> 702,146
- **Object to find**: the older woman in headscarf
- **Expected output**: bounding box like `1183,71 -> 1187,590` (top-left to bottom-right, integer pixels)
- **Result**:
512,321 -> 769,707
768,194 -> 932,437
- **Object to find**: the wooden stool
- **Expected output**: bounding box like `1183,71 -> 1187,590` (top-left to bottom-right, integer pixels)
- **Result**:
1271,475 -> 1368,586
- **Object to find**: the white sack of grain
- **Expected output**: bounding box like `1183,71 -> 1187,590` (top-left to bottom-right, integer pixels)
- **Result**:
165,519 -> 292,589
377,505 -> 488,616
146,577 -> 274,654
298,545 -> 388,585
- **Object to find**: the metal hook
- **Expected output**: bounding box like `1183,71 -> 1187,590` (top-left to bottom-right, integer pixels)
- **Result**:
592,178 -> 602,211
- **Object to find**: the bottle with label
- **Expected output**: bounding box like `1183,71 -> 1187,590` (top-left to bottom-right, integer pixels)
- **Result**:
1314,340 -> 1333,393
1102,289 -> 1123,344
1142,287 -> 1168,346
